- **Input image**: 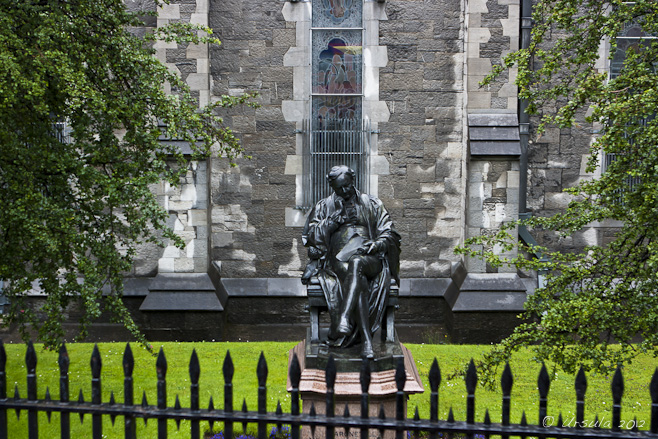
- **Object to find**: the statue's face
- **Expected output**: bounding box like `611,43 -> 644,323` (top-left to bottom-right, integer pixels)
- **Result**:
330,173 -> 356,200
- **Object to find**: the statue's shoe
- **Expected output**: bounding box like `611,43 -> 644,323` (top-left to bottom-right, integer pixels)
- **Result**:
323,336 -> 345,347
336,319 -> 352,336
362,342 -> 374,359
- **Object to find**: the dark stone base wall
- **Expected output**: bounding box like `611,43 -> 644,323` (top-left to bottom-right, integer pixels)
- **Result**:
222,297 -> 308,341
223,323 -> 307,343
0,296 -> 145,344
223,296 -> 459,344
0,269 -> 527,345
0,296 -> 227,344
225,297 -> 309,325
395,297 -> 454,344
140,311 -> 226,342
0,295 -> 525,345
451,312 -> 527,344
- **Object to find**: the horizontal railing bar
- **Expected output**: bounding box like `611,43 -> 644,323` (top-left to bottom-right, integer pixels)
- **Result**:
1,399 -> 653,438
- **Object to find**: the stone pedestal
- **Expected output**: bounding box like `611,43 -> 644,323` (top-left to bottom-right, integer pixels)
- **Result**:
287,340 -> 424,439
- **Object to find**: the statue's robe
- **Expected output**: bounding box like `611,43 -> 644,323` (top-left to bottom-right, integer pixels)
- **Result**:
302,190 -> 401,346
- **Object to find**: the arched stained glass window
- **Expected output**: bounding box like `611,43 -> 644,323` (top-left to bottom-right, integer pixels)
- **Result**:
611,17 -> 658,79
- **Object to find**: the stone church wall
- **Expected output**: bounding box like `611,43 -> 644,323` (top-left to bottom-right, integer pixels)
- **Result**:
525,124 -> 617,251
208,0 -> 299,278
205,0 -> 468,281
377,0 -> 466,278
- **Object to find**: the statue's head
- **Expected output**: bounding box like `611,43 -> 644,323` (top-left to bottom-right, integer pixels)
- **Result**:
327,165 -> 356,200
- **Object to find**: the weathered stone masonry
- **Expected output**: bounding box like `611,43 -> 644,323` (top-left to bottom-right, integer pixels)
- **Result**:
133,0 -> 534,343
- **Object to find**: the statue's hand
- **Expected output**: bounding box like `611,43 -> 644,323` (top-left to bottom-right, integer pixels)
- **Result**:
364,240 -> 385,255
327,211 -> 345,230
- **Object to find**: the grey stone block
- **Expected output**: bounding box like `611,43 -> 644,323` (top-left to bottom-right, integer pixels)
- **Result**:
469,127 -> 520,141
267,278 -> 306,296
470,141 -> 521,157
140,292 -> 224,311
451,291 -> 526,311
460,273 -> 526,292
149,273 -> 215,292
403,198 -> 436,209
468,113 -> 518,127
222,278 -> 269,296
399,278 -> 454,297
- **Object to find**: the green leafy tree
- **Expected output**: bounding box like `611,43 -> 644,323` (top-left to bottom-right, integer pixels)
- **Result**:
0,0 -> 256,347
457,0 -> 658,382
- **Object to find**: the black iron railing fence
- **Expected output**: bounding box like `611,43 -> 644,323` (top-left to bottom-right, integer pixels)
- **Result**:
1,341 -> 658,439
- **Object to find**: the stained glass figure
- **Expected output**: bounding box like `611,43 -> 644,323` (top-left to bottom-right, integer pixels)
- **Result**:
312,0 -> 362,28
313,30 -> 362,94
313,96 -> 361,122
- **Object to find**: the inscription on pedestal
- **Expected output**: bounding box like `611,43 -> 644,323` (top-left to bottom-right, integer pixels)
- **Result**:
300,393 -> 401,439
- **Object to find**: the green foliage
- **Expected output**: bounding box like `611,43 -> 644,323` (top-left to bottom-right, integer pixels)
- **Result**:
459,0 -> 658,380
0,0 -> 257,347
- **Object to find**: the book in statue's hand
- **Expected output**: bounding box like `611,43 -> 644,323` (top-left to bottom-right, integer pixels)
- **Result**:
335,235 -> 367,262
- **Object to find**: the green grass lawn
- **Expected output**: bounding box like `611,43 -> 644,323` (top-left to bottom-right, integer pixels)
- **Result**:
4,341 -> 657,438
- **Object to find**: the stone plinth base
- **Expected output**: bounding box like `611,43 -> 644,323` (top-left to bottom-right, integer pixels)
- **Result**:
304,328 -> 404,373
287,340 -> 424,439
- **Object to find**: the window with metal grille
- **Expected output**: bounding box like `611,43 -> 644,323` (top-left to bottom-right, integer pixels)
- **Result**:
302,117 -> 370,208
604,9 -> 657,189
304,0 -> 369,208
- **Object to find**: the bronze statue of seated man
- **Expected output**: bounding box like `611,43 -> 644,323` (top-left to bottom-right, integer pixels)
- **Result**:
302,165 -> 400,358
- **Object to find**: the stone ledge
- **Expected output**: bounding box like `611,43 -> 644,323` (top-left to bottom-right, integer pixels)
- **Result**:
468,113 -> 519,126
120,278 -> 152,296
149,273 -> 215,292
222,277 -> 306,297
452,291 -> 526,311
24,277 -> 153,297
470,141 -> 521,157
139,269 -> 226,311
139,291 -> 224,311
460,272 -> 525,291
157,139 -> 195,155
469,127 -> 520,141
222,277 -> 461,299
399,278 -> 459,307
452,273 -> 527,312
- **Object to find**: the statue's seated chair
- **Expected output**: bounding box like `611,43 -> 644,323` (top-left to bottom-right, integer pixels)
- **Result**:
306,277 -> 399,344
